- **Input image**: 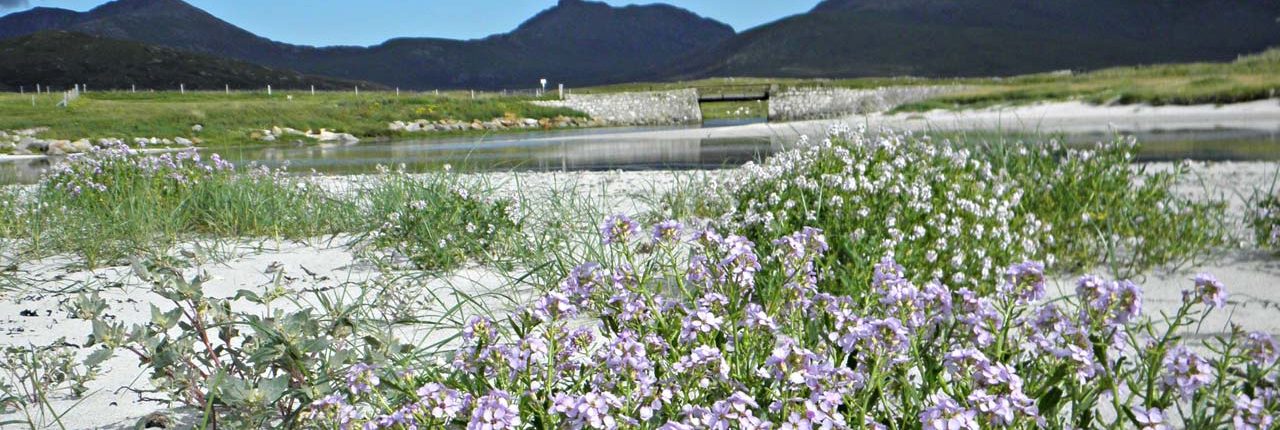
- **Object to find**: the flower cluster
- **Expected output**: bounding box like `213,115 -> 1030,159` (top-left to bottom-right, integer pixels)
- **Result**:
716,126 -> 1048,292
305,218 -> 1277,429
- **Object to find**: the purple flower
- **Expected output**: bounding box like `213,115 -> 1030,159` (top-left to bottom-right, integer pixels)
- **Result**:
1246,331 -> 1280,367
710,392 -> 766,429
1000,261 -> 1046,303
469,391 -> 522,430
346,363 -> 380,395
838,318 -> 910,364
561,263 -> 605,301
417,383 -> 471,421
552,391 -> 623,430
652,220 -> 685,244
601,214 -> 640,245
920,393 -> 979,430
720,235 -> 761,291
1161,345 -> 1214,398
1234,394 -> 1274,430
679,308 -> 725,342
307,394 -> 358,429
742,303 -> 778,331
1183,273 -> 1227,308
463,316 -> 497,344
599,330 -> 652,375
673,345 -> 729,383
529,291 -> 578,322
943,348 -> 990,379
1133,406 -> 1171,430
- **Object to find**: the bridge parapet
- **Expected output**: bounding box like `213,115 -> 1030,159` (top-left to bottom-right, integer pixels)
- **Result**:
768,86 -> 955,121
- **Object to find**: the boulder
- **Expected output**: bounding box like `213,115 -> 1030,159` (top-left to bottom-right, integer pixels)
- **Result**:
389,121 -> 406,131
522,118 -> 539,127
174,137 -> 194,146
406,123 -> 422,132
191,124 -> 204,133
262,135 -> 277,142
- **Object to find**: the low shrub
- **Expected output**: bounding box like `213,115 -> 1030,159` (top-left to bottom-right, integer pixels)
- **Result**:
301,218 -> 1275,429
674,128 -> 1227,296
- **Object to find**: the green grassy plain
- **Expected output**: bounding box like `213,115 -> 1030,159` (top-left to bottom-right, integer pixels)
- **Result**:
0,90 -> 581,151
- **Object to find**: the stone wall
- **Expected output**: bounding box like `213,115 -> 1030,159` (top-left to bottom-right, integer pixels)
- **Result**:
533,89 -> 702,126
768,86 -> 956,121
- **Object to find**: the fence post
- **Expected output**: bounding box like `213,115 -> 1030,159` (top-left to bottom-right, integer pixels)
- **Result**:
470,90 -> 475,100
18,86 -> 22,94
355,86 -> 359,95
180,84 -> 185,94
132,84 -> 137,93
225,84 -> 230,95
36,84 -> 40,94
268,85 -> 273,96
311,85 -> 315,96
559,84 -> 564,100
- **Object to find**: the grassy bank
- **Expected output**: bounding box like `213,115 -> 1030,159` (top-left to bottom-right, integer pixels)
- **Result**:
0,91 -> 582,150
586,48 -> 1280,111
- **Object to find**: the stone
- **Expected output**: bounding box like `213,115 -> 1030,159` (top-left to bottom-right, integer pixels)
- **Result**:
174,137 -> 194,146
69,139 -> 93,153
389,121 -> 406,131
272,126 -> 283,136
522,118 -> 539,127
18,137 -> 46,153
262,135 -> 277,142
406,123 -> 422,132
191,124 -> 203,133
46,140 -> 71,155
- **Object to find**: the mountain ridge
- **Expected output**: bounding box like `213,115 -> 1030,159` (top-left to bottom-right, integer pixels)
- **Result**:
0,0 -> 735,89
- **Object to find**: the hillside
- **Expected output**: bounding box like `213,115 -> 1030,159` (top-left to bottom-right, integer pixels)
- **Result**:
0,0 -> 734,89
0,31 -> 377,92
671,0 -> 1280,79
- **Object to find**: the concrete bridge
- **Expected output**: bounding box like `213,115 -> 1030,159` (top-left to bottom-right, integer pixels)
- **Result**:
695,84 -> 773,103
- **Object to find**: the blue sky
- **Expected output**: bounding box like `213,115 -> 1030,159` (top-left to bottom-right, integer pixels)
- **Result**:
8,0 -> 821,46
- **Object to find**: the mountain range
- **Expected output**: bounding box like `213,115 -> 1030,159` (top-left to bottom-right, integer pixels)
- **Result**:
1,0 -> 1278,90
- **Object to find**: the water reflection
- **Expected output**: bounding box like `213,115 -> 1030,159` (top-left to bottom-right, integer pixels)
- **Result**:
2,126 -> 1277,186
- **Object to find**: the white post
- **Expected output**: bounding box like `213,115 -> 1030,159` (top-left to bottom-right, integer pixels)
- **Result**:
355,86 -> 359,95
267,85 -> 272,96
18,86 -> 22,94
310,85 -> 315,96
180,83 -> 185,94
396,87 -> 400,96
470,90 -> 475,100
225,84 -> 230,94
31,95 -> 36,107
132,84 -> 136,93
434,89 -> 439,96
559,83 -> 564,100
36,84 -> 40,94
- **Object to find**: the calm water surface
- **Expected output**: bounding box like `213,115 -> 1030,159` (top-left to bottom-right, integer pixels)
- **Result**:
2,124 -> 1278,185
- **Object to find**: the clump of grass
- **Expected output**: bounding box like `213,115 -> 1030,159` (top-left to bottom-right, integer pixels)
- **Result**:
356,168 -> 520,272
10,144 -> 356,266
973,136 -> 1231,276
1248,171 -> 1280,252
